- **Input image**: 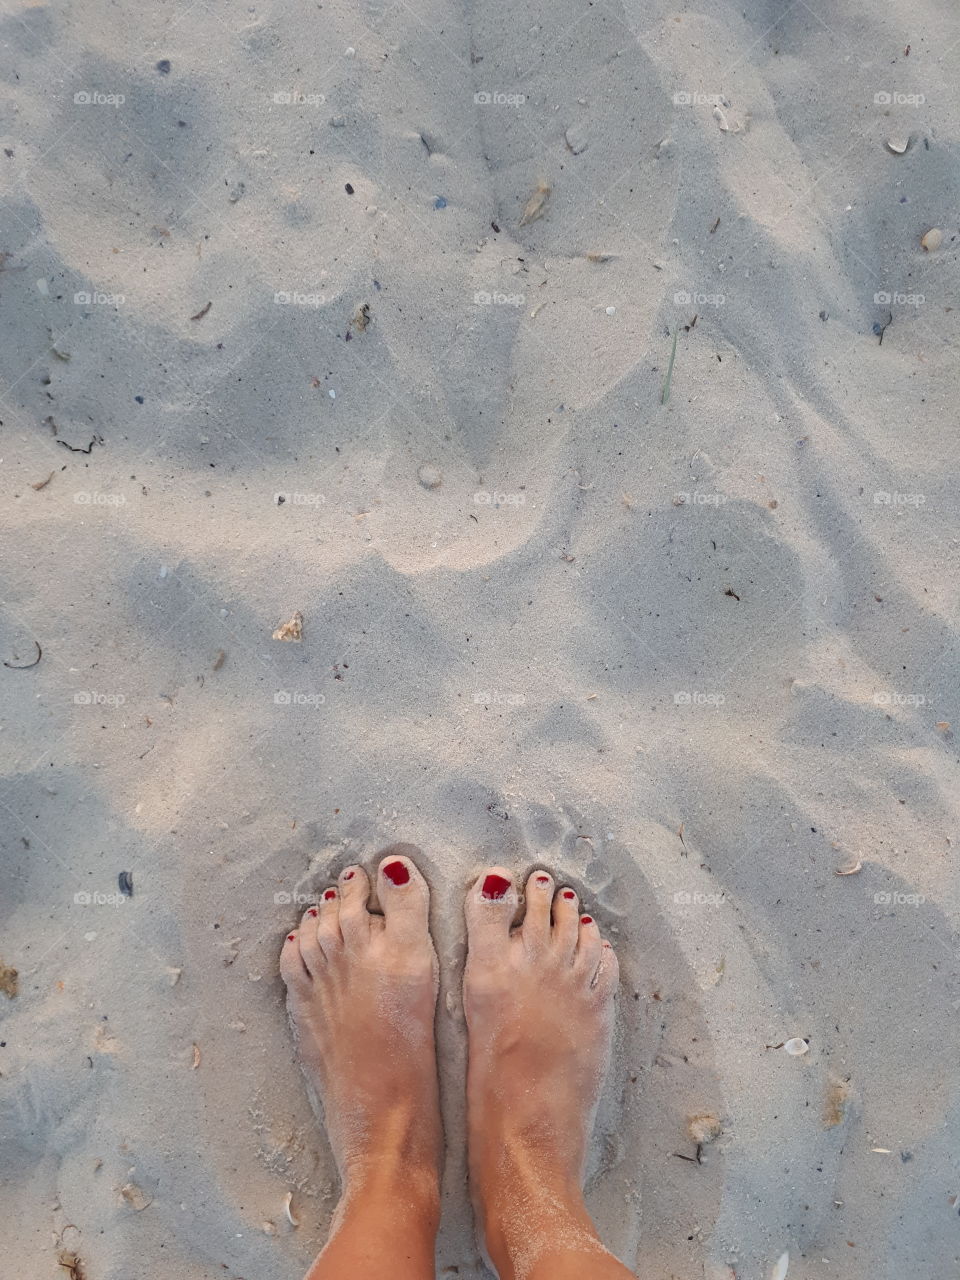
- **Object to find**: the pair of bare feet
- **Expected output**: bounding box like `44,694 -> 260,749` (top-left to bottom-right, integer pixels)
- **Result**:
279,851 -> 633,1280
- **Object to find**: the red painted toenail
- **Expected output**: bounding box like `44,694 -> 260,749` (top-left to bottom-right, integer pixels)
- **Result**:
482,873 -> 511,900
287,934 -> 296,941
536,874 -> 550,885
382,860 -> 410,886
323,889 -> 337,901
562,890 -> 576,901
342,870 -> 355,881
307,908 -> 318,917
581,915 -> 593,925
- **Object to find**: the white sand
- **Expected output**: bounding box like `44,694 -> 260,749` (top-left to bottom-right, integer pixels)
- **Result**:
2,0 -> 959,1276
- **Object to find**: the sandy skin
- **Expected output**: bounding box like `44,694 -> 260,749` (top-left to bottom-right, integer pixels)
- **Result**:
280,852 -> 631,1280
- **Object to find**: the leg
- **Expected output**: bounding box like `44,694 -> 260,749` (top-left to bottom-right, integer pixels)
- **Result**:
280,852 -> 442,1280
464,867 -> 635,1280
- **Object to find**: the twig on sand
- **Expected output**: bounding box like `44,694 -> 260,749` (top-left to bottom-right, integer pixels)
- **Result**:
662,329 -> 678,404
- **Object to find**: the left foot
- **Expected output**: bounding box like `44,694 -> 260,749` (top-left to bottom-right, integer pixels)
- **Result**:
279,852 -> 442,1198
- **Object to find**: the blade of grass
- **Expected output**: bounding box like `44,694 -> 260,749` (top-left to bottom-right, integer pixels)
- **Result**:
661,328 -> 678,404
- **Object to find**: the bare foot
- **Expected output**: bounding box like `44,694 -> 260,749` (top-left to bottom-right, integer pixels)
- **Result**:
464,867 -> 625,1280
280,852 -> 442,1205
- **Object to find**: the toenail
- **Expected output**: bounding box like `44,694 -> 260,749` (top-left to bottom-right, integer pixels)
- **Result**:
307,908 -> 318,917
581,915 -> 593,925
323,889 -> 337,901
536,874 -> 551,885
481,873 -> 512,900
287,934 -> 296,941
382,860 -> 410,886
562,889 -> 576,901
342,869 -> 355,881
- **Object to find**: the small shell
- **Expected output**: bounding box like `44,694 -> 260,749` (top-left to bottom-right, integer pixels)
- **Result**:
120,1182 -> 152,1211
885,136 -> 910,154
770,1251 -> 789,1280
920,227 -> 943,252
284,1191 -> 300,1226
784,1037 -> 810,1056
834,857 -> 863,876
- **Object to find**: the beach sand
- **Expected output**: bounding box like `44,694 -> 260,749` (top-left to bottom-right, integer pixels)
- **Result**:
1,0 -> 959,1277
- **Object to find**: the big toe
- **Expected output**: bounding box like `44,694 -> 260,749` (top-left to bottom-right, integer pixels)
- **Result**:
376,847 -> 431,939
465,866 -> 519,960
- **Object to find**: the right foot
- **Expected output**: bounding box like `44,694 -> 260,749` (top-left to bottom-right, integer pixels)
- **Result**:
463,867 -> 621,1278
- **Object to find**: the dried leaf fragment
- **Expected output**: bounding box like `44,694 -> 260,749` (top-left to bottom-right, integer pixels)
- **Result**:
191,1043 -> 201,1069
519,181 -> 551,227
30,471 -> 56,491
687,1113 -> 722,1144
824,1077 -> 851,1128
57,1250 -> 86,1279
0,961 -> 18,998
273,612 -> 303,642
212,649 -> 226,671
120,1181 -> 152,1211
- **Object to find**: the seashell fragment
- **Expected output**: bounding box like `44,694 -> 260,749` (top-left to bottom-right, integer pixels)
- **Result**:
920,227 -> 943,252
784,1037 -> 810,1056
770,1251 -> 789,1280
284,1191 -> 300,1226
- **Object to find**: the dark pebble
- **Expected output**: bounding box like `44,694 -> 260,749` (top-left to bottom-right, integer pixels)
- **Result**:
156,59 -> 171,74
345,182 -> 354,194
134,395 -> 144,404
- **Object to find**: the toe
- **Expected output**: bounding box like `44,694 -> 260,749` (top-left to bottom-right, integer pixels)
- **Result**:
317,887 -> 343,956
377,853 -> 430,939
552,885 -> 580,959
279,930 -> 310,990
574,912 -> 602,979
465,866 -> 519,960
520,869 -> 554,952
592,939 -> 620,997
338,865 -> 371,947
298,904 -> 324,974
